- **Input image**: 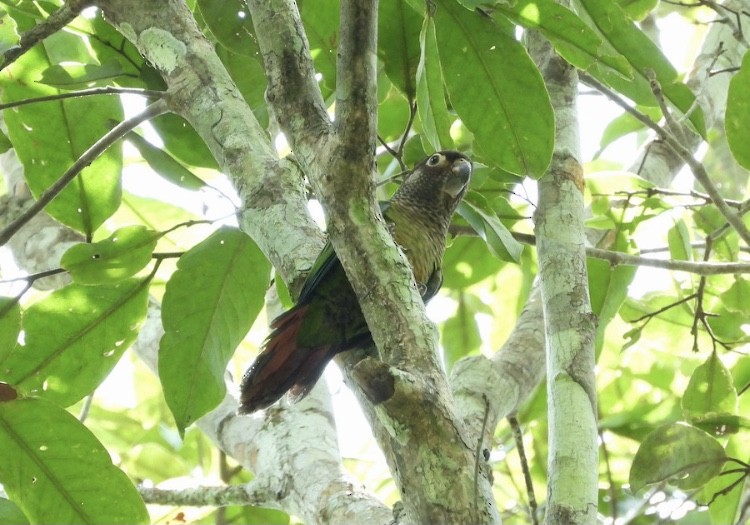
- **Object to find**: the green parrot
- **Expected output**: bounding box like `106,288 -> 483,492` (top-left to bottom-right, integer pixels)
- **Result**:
239,151 -> 472,413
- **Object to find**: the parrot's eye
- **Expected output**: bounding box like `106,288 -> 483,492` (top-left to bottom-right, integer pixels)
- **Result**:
427,154 -> 442,166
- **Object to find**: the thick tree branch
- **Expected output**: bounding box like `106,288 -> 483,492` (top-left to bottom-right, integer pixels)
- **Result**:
96,0 -> 323,294
530,29 -> 599,525
245,0 -> 332,162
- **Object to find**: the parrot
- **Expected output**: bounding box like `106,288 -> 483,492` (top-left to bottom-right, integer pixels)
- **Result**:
238,151 -> 472,413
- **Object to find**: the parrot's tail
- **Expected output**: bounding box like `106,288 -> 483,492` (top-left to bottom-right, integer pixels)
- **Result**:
238,304 -> 333,414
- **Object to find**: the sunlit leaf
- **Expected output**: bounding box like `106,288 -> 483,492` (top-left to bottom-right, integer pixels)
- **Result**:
379,0 -> 421,98
416,17 -> 454,151
667,219 -> 691,261
495,0 -> 631,77
630,422 -> 726,493
159,227 -> 270,435
38,59 -> 126,88
61,226 -> 160,284
720,277 -> 750,315
433,0 -> 554,177
0,279 -> 150,406
0,498 -> 28,525
0,398 -> 148,524
2,31 -> 123,236
196,0 -> 259,58
125,132 -> 207,191
726,50 -> 750,170
574,0 -> 706,137
457,194 -> 524,262
0,298 -> 21,363
682,351 -> 737,421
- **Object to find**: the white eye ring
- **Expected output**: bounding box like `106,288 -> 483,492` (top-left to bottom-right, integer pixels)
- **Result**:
427,154 -> 442,166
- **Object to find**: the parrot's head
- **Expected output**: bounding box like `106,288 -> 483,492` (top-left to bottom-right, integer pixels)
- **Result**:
394,150 -> 473,217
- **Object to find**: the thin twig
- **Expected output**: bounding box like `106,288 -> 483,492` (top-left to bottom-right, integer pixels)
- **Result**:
473,394 -> 491,524
584,72 -> 750,249
0,98 -> 169,247
507,230 -> 750,276
0,87 -> 164,111
508,415 -> 538,525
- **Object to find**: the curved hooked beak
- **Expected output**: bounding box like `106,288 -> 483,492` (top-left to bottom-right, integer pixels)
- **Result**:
444,158 -> 473,198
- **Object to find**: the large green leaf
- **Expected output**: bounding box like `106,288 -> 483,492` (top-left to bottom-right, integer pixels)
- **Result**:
682,351 -> 737,422
630,422 -> 726,493
441,291 -> 484,369
299,0 -> 339,95
416,17 -> 454,151
125,132 -> 207,191
433,0 -> 554,177
0,298 -> 21,363
1,31 -> 123,236
0,398 -> 148,524
495,0 -> 631,77
0,279 -> 150,406
574,0 -> 705,136
0,7 -> 19,55
159,227 -> 271,435
726,50 -> 750,170
457,193 -> 524,262
0,498 -> 28,525
61,226 -> 161,284
196,0 -> 260,58
379,0 -> 422,99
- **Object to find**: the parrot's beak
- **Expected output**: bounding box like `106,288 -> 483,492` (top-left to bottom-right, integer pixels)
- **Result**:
444,158 -> 472,198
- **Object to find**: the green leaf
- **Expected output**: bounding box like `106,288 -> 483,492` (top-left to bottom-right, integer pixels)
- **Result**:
587,258 -> 636,355
442,237 -> 505,289
0,298 -> 21,363
682,351 -> 737,421
691,414 -> 750,437
630,422 -> 726,493
0,279 -> 150,406
457,194 -> 524,262
0,498 -> 28,525
704,437 -> 743,525
496,0 -> 631,77
575,0 -> 706,137
159,227 -> 271,435
196,0 -> 259,58
151,114 -> 218,170
38,59 -> 126,89
61,226 -> 160,284
433,0 -> 554,177
416,17 -> 454,151
0,398 -> 149,524
615,0 -> 658,20
666,218 -> 691,261
216,45 -> 269,129
299,0 -> 339,95
586,170 -> 654,194
441,291 -> 483,369
721,277 -> 750,316
125,132 -> 207,191
1,31 -> 123,235
0,128 -> 12,154
597,106 -> 659,153
379,0 -> 422,99
0,8 -> 19,55
726,50 -> 750,170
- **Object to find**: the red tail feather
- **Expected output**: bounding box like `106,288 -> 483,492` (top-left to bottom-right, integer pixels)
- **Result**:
238,305 -> 332,413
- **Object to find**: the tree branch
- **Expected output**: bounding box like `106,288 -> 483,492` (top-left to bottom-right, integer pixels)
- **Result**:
245,0 -> 332,162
